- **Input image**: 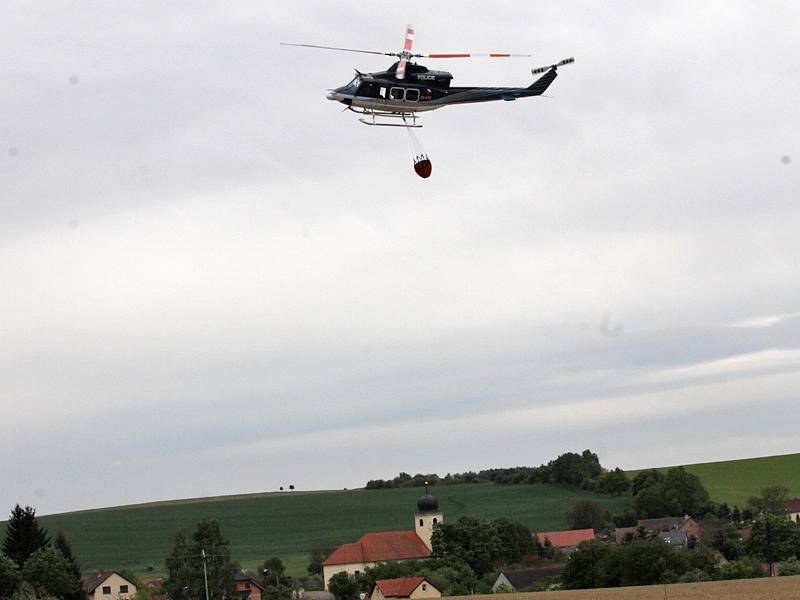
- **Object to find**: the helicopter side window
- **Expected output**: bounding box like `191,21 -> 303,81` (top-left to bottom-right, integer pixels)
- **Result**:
389,87 -> 405,100
405,89 -> 419,102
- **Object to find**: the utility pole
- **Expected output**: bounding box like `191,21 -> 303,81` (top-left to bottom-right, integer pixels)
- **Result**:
201,549 -> 211,600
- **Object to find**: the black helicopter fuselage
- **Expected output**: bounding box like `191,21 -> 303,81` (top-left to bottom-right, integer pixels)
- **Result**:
326,61 -> 558,113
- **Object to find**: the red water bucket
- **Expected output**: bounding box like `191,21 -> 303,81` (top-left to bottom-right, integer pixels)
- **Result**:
414,158 -> 432,178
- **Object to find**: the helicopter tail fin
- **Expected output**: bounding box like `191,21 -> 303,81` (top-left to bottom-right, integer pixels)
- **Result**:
526,68 -> 558,95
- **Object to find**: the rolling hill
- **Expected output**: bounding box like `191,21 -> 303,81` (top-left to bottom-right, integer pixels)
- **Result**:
0,483 -> 627,578
3,452 -> 799,578
625,452 -> 800,507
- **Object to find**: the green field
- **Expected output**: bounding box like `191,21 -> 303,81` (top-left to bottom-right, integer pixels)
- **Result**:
625,452 -> 800,507
4,452 -> 799,580
0,484 -> 626,578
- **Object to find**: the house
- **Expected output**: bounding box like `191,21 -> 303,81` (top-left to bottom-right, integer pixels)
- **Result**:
369,578 -> 440,600
613,527 -> 637,544
636,516 -> 702,540
83,571 -> 137,600
536,528 -> 595,553
491,565 -> 566,592
657,529 -> 688,547
322,493 -> 442,590
234,569 -> 265,600
785,498 -> 800,522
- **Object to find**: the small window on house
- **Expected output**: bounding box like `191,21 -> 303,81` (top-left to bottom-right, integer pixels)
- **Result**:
433,518 -> 438,524
245,583 -> 251,590
102,587 -> 111,595
120,586 -> 129,594
422,584 -> 427,591
354,571 -> 360,576
419,518 -> 424,526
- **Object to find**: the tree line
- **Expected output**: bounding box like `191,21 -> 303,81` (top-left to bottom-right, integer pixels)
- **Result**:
0,505 -> 83,600
366,449 -> 631,495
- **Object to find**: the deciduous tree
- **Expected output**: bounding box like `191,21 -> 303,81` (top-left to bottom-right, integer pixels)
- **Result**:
565,500 -> 609,530
164,520 -> 236,600
21,547 -> 79,599
0,555 -> 21,599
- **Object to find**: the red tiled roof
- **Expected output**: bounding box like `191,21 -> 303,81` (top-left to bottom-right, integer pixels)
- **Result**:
785,498 -> 800,512
537,528 -> 595,548
375,577 -> 428,598
323,531 -> 431,566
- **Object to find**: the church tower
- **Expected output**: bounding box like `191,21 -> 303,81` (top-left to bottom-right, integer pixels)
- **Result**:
414,486 -> 443,551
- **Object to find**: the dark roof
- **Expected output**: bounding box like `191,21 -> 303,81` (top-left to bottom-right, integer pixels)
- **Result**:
657,530 -> 687,545
614,527 -> 637,543
83,571 -> 134,593
323,531 -> 431,566
785,498 -> 800,512
234,570 -> 264,589
497,565 -> 566,590
637,516 -> 694,531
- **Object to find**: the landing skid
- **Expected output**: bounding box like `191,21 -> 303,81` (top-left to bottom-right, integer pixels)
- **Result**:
348,107 -> 422,128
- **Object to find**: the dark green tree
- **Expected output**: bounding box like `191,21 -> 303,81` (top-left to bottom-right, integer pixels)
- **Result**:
326,572 -> 361,600
747,486 -> 790,516
430,517 -> 500,577
21,546 -> 80,599
560,541 -> 611,589
715,557 -> 764,580
547,450 -> 602,488
52,532 -> 83,600
565,500 -> 609,530
261,557 -> 286,586
602,541 -> 687,587
2,505 -> 50,567
0,555 -> 21,599
491,518 -> 536,564
307,547 -> 331,576
262,586 -> 292,600
164,520 -> 236,600
633,467 -> 710,518
630,469 -> 662,496
747,512 -> 799,575
597,468 -> 631,496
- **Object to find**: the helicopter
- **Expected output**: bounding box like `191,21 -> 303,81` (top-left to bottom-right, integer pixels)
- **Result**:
282,25 -> 573,177
282,25 -> 574,129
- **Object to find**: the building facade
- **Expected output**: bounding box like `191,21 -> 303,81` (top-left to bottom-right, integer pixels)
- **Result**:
322,493 -> 443,590
83,572 -> 137,600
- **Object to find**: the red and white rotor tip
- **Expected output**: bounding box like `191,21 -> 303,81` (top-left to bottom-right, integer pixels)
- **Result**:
396,24 -> 415,79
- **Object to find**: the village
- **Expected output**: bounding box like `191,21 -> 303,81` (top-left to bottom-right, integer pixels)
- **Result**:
3,457 -> 800,600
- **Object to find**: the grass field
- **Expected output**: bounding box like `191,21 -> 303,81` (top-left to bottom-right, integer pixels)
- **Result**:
460,575 -> 800,599
626,452 -> 800,507
3,452 -> 799,580
0,484 -> 626,578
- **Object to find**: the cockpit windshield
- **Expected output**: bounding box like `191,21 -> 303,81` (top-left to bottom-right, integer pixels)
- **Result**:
347,75 -> 361,89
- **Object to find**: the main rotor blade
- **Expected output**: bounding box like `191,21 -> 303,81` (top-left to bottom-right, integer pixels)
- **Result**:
423,52 -> 532,58
403,24 -> 415,54
280,42 -> 388,56
396,24 -> 414,80
396,57 -> 408,80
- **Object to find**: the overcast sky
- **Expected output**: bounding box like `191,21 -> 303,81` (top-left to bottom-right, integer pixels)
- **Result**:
2,1 -> 799,515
